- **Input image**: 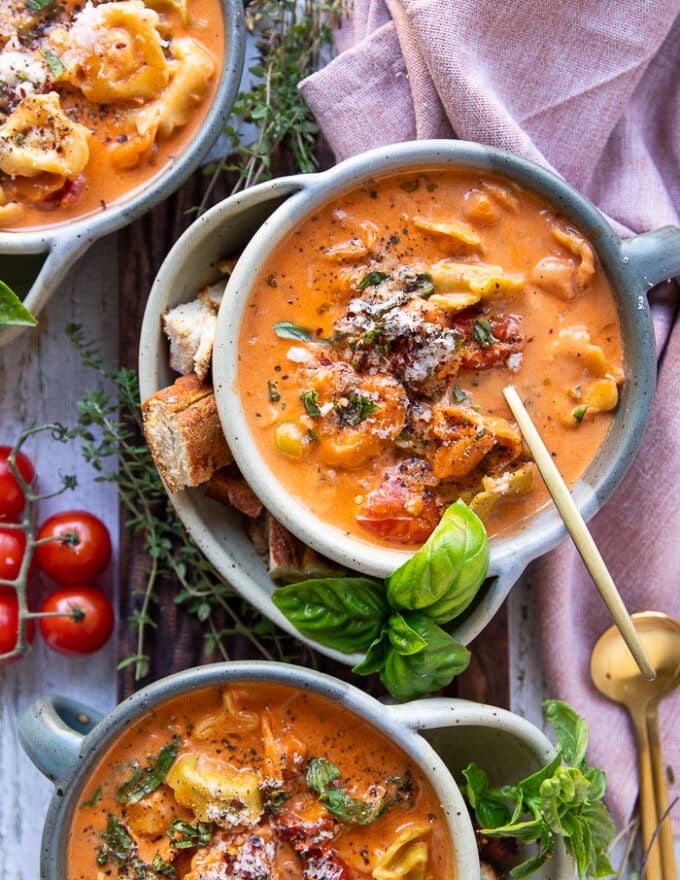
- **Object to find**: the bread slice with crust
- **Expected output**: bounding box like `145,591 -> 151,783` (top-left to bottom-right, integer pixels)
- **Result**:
142,373 -> 233,493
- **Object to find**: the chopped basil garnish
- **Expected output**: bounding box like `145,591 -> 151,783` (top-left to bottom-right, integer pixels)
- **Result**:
97,816 -> 136,866
301,389 -> 321,417
166,818 -> 213,850
452,381 -> 468,403
42,48 -> 64,77
98,815 -> 177,877
27,0 -> 55,11
264,787 -> 291,814
115,736 -> 179,804
573,405 -> 588,425
471,318 -> 499,348
357,270 -> 389,290
273,321 -> 312,341
306,757 -> 393,825
80,785 -> 102,809
335,393 -> 380,426
267,380 -> 281,403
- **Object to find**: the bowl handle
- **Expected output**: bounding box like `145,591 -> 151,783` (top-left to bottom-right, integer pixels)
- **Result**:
19,695 -> 103,784
0,233 -> 93,348
448,559 -> 526,645
619,225 -> 680,293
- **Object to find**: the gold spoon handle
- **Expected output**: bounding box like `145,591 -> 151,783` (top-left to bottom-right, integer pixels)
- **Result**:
647,708 -> 678,880
632,712 -> 663,880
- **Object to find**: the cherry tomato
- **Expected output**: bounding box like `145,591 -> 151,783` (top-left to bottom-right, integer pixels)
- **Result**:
0,527 -> 28,582
0,446 -> 35,521
35,511 -> 112,583
38,586 -> 114,655
0,587 -> 35,664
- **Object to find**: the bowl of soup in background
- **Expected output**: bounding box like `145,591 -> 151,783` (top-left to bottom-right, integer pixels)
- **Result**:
0,0 -> 246,347
139,139 -> 680,658
19,660 -> 574,879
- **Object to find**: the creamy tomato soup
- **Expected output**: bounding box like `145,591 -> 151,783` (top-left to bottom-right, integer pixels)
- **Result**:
67,683 -> 456,879
237,169 -> 624,546
0,0 -> 223,229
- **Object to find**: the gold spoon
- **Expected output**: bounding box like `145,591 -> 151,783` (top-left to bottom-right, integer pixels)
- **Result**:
590,612 -> 680,880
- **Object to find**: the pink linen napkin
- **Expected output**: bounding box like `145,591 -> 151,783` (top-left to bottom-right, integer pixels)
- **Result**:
299,0 -> 680,834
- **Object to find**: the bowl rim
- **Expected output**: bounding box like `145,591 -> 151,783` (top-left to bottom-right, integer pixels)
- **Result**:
212,138 -> 657,580
0,0 -> 246,251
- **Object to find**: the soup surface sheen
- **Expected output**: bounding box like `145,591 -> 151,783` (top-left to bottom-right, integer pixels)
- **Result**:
67,683 -> 455,878
0,0 -> 223,229
237,168 -> 624,547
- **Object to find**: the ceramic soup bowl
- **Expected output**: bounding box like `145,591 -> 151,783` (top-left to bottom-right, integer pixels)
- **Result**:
20,660 -> 573,878
0,0 -> 245,348
140,140 -> 679,656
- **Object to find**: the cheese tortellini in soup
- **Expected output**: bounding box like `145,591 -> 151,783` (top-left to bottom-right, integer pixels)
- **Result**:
0,0 -> 220,226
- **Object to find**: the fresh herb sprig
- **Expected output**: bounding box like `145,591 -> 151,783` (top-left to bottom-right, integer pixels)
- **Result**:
66,325 -> 293,679
199,0 -> 344,209
273,500 -> 489,700
463,700 -> 616,879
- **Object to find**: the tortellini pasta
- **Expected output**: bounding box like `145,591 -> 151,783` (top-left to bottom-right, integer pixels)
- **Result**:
0,92 -> 90,177
373,824 -> 431,880
128,37 -> 216,140
52,1 -> 170,103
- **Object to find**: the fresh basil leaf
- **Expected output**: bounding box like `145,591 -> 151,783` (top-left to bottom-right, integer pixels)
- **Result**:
301,389 -> 321,417
379,613 -> 471,700
387,612 -> 428,655
273,321 -> 312,341
543,699 -> 588,767
508,842 -> 554,880
116,736 -> 179,804
272,577 -> 388,653
0,280 -> 38,327
462,763 -> 512,829
351,631 -> 388,675
572,404 -> 588,424
166,818 -> 213,850
357,270 -> 389,289
386,500 -> 489,624
27,0 -> 55,10
263,787 -> 290,814
334,393 -> 380,426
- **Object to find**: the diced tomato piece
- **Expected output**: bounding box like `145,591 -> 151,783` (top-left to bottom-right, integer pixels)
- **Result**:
302,848 -> 354,880
356,468 -> 440,544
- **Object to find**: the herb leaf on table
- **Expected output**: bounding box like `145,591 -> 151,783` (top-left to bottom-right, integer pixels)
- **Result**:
463,699 -> 616,879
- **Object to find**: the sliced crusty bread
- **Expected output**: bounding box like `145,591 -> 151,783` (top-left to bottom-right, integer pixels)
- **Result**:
142,373 -> 233,493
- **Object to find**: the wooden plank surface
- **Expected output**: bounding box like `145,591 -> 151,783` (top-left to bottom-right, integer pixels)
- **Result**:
116,167 -> 511,708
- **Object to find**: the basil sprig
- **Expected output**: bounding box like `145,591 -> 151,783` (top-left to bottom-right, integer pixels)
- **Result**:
0,280 -> 38,327
116,736 -> 179,804
463,700 -> 615,880
272,500 -> 488,700
386,499 -> 489,623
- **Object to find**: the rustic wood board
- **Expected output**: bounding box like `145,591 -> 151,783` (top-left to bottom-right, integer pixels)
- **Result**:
116,166 -> 511,708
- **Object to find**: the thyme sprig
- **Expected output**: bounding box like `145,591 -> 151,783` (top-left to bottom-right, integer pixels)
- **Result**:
66,325 -> 291,679
199,0 -> 343,210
